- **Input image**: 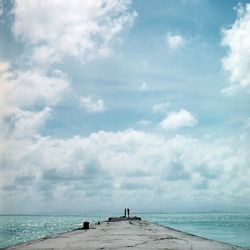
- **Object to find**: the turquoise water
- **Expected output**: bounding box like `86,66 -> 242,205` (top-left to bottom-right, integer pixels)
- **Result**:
0,213 -> 250,249
139,213 -> 250,249
0,215 -> 106,249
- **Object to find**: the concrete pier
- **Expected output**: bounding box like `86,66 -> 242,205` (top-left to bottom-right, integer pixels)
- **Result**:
5,219 -> 245,250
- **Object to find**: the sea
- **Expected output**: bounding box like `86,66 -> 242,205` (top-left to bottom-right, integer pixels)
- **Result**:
0,213 -> 250,249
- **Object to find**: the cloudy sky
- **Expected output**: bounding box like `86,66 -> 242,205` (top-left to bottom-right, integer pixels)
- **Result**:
0,0 -> 250,215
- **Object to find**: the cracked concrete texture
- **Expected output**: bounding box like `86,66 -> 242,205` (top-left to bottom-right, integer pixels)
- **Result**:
6,220 -> 245,250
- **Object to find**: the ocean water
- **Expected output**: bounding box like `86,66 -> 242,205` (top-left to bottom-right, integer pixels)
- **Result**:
0,213 -> 249,249
139,213 -> 250,249
0,215 -> 106,249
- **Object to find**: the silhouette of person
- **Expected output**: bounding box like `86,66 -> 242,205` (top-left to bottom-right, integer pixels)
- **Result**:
124,208 -> 127,217
127,208 -> 130,218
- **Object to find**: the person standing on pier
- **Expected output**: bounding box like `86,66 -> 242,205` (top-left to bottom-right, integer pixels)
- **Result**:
127,208 -> 130,218
124,208 -> 127,217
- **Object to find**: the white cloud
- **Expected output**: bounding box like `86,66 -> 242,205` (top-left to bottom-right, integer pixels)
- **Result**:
80,95 -> 106,113
0,63 -> 69,114
138,120 -> 152,126
0,0 -> 3,16
160,109 -> 197,130
140,82 -> 147,91
0,61 -> 10,73
152,102 -> 170,113
12,108 -> 52,138
0,61 -> 69,139
166,33 -> 186,49
1,129 -> 249,213
12,0 -> 137,65
222,3 -> 250,95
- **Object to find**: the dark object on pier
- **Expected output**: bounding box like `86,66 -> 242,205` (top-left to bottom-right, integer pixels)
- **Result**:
108,216 -> 141,222
83,221 -> 89,229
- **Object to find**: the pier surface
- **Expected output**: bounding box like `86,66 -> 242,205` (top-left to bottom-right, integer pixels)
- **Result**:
6,219 -> 245,250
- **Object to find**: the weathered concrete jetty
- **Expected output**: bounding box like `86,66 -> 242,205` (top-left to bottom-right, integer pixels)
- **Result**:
108,215 -> 141,222
6,217 -> 245,250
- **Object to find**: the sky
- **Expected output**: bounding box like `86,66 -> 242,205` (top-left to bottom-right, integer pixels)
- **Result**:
0,0 -> 250,215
